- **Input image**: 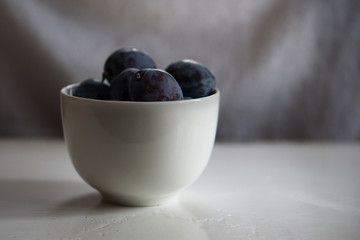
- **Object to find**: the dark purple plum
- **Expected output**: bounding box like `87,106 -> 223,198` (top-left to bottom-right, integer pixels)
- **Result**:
110,68 -> 138,101
165,59 -> 215,98
103,48 -> 156,83
130,69 -> 184,102
73,79 -> 110,100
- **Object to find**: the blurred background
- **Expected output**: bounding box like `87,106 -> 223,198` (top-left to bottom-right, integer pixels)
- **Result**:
0,0 -> 359,141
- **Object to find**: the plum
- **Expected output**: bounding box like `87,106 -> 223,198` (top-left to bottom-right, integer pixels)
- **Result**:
130,69 -> 183,101
73,79 -> 110,100
110,68 -> 138,101
103,48 -> 156,83
165,59 -> 215,98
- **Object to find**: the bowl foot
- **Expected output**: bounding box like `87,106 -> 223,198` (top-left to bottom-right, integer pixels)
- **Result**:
100,192 -> 179,207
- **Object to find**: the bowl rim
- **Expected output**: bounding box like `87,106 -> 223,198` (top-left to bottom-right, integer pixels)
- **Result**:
61,83 -> 219,104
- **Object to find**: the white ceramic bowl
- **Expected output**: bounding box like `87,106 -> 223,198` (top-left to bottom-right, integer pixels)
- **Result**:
61,83 -> 219,206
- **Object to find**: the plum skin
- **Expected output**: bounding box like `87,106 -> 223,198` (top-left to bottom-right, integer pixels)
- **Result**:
110,68 -> 138,101
165,59 -> 215,98
73,79 -> 110,100
130,69 -> 184,102
103,48 -> 156,83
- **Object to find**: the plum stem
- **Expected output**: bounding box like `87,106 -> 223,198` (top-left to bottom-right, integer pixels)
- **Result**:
102,72 -> 108,83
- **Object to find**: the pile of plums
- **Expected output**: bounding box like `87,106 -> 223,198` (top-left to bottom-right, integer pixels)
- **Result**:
74,48 -> 216,101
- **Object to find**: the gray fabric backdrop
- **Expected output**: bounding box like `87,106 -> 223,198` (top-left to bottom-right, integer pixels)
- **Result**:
1,0 -> 359,141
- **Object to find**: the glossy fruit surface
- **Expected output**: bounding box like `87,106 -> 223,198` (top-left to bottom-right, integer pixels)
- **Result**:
130,69 -> 183,102
73,79 -> 110,100
103,48 -> 156,83
110,68 -> 138,101
165,59 -> 215,98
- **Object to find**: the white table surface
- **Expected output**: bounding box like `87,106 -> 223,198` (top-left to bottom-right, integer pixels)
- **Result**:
0,139 -> 359,240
